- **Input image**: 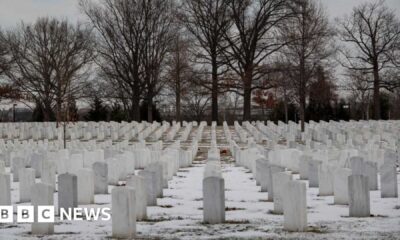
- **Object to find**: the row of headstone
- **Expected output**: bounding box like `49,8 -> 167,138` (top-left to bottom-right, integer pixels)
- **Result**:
232,120 -> 398,232
223,122 -> 232,142
11,138 -> 196,236
138,122 -> 161,141
234,146 -> 309,231
195,122 -> 206,141
234,121 -> 248,143
166,122 -> 180,141
149,123 -> 170,141
1,135 -> 193,203
109,137 -> 199,238
180,123 -> 193,141
2,121 -> 163,141
243,122 -> 264,143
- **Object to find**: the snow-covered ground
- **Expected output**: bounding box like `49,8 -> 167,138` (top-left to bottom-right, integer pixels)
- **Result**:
0,126 -> 399,239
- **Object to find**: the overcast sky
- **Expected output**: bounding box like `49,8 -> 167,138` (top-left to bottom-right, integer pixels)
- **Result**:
0,0 -> 399,28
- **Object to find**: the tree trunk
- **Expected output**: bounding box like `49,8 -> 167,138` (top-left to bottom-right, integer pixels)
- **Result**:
242,71 -> 252,121
131,95 -> 140,122
147,87 -> 153,123
299,90 -> 306,132
176,90 -> 181,122
43,100 -> 53,122
373,61 -> 381,120
132,79 -> 141,121
284,89 -> 288,123
211,56 -> 219,124
56,96 -> 62,128
175,44 -> 182,123
284,97 -> 288,123
63,122 -> 66,149
364,100 -> 369,120
299,58 -> 306,132
175,60 -> 181,122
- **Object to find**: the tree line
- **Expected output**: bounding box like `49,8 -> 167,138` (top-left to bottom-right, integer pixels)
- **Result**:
0,0 -> 399,129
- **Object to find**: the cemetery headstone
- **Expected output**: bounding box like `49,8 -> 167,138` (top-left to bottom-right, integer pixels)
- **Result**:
203,176 -> 225,224
348,175 -> 370,217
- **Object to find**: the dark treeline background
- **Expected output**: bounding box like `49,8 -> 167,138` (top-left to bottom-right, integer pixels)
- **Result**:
0,0 -> 399,129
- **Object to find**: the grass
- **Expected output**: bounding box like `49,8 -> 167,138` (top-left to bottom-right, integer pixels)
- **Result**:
141,216 -> 183,222
159,205 -> 174,208
306,225 -> 329,234
225,207 -> 245,211
201,220 -> 250,225
267,210 -> 282,215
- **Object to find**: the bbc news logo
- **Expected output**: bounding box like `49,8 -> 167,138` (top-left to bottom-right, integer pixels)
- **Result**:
0,206 -> 111,223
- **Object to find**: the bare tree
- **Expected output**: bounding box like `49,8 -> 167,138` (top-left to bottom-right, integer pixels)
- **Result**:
338,0 -> 400,120
182,83 -> 211,122
81,0 -> 147,121
268,60 -> 296,123
279,0 -> 334,131
0,29 -> 20,107
82,0 -> 175,122
165,34 -> 194,122
277,78 -> 294,124
0,29 -> 12,76
346,69 -> 373,120
6,17 -> 94,123
307,65 -> 337,121
180,0 -> 232,124
223,0 -> 292,121
141,0 -> 176,122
